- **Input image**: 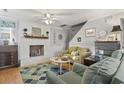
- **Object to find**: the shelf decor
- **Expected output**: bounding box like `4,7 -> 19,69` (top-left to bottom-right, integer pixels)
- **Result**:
32,27 -> 41,37
23,28 -> 28,36
46,31 -> 49,37
24,27 -> 49,39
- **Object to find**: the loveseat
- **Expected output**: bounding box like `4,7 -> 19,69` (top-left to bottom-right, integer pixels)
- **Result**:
46,49 -> 124,84
59,46 -> 91,64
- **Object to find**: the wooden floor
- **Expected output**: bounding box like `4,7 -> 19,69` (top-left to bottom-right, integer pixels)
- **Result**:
0,67 -> 23,84
0,63 -> 72,84
62,63 -> 73,70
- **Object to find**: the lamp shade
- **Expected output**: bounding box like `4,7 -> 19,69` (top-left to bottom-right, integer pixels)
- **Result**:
111,25 -> 122,32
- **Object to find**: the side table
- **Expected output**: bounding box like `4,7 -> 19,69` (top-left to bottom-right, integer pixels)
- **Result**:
84,55 -> 106,66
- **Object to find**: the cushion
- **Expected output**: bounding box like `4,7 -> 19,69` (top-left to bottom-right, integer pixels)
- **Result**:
121,55 -> 124,61
111,60 -> 124,84
73,63 -> 88,77
63,54 -> 71,58
120,49 -> 124,61
68,47 -> 78,53
60,71 -> 82,84
62,50 -> 69,54
71,51 -> 79,56
46,71 -> 65,84
81,57 -> 121,84
111,50 -> 123,60
111,77 -> 124,84
78,47 -> 89,52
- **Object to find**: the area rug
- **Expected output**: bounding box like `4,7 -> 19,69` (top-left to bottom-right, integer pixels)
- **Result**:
20,63 -> 68,84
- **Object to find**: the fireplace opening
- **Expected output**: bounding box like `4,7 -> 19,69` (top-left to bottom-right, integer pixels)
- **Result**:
30,45 -> 44,57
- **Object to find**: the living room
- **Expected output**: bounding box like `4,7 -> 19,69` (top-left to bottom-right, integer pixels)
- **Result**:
0,9 -> 124,85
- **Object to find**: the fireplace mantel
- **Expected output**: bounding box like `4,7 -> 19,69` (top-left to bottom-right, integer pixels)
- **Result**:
95,41 -> 120,56
24,35 -> 48,39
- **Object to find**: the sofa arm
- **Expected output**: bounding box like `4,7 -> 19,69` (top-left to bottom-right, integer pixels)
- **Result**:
81,52 -> 91,58
46,71 -> 66,84
72,63 -> 88,77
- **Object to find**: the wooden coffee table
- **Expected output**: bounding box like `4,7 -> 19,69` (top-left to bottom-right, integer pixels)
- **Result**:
50,57 -> 71,75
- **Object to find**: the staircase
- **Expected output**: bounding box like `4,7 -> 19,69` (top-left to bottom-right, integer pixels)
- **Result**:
68,21 -> 87,42
63,21 -> 87,49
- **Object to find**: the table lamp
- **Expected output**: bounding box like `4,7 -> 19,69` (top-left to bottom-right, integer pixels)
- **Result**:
111,25 -> 122,40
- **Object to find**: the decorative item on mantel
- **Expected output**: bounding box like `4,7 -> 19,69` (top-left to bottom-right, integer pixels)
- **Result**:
23,28 -> 28,36
46,31 -> 49,37
24,31 -> 49,39
42,34 -> 44,37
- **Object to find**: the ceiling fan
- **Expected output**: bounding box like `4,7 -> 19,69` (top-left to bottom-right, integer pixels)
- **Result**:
41,12 -> 57,25
0,9 -> 83,25
38,9 -> 81,25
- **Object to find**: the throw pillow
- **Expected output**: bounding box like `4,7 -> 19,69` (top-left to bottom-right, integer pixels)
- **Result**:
71,51 -> 79,56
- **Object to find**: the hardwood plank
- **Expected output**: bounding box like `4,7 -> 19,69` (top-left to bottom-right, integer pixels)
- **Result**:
0,67 -> 23,84
62,63 -> 73,70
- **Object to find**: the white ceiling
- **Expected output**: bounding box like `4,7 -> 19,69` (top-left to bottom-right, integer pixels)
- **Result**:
0,9 -> 124,27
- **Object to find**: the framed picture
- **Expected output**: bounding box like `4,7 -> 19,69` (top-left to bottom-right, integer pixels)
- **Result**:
32,27 -> 41,36
85,28 -> 96,37
77,37 -> 81,42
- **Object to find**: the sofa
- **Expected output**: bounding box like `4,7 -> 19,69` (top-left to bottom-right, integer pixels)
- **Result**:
46,49 -> 124,84
59,46 -> 91,64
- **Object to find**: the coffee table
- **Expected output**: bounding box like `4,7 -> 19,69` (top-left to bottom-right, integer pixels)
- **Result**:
50,57 -> 70,75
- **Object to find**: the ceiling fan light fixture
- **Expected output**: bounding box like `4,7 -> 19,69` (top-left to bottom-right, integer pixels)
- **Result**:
44,19 -> 54,25
44,20 -> 49,25
49,20 -> 53,24
51,17 -> 56,20
42,11 -> 56,25
45,13 -> 51,18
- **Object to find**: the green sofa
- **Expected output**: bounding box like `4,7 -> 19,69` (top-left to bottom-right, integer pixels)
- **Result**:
46,49 -> 124,84
60,46 -> 91,64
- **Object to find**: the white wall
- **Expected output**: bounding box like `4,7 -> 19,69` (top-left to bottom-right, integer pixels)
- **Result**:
69,18 -> 112,54
18,20 -> 67,66
0,13 -> 67,66
69,12 -> 124,54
